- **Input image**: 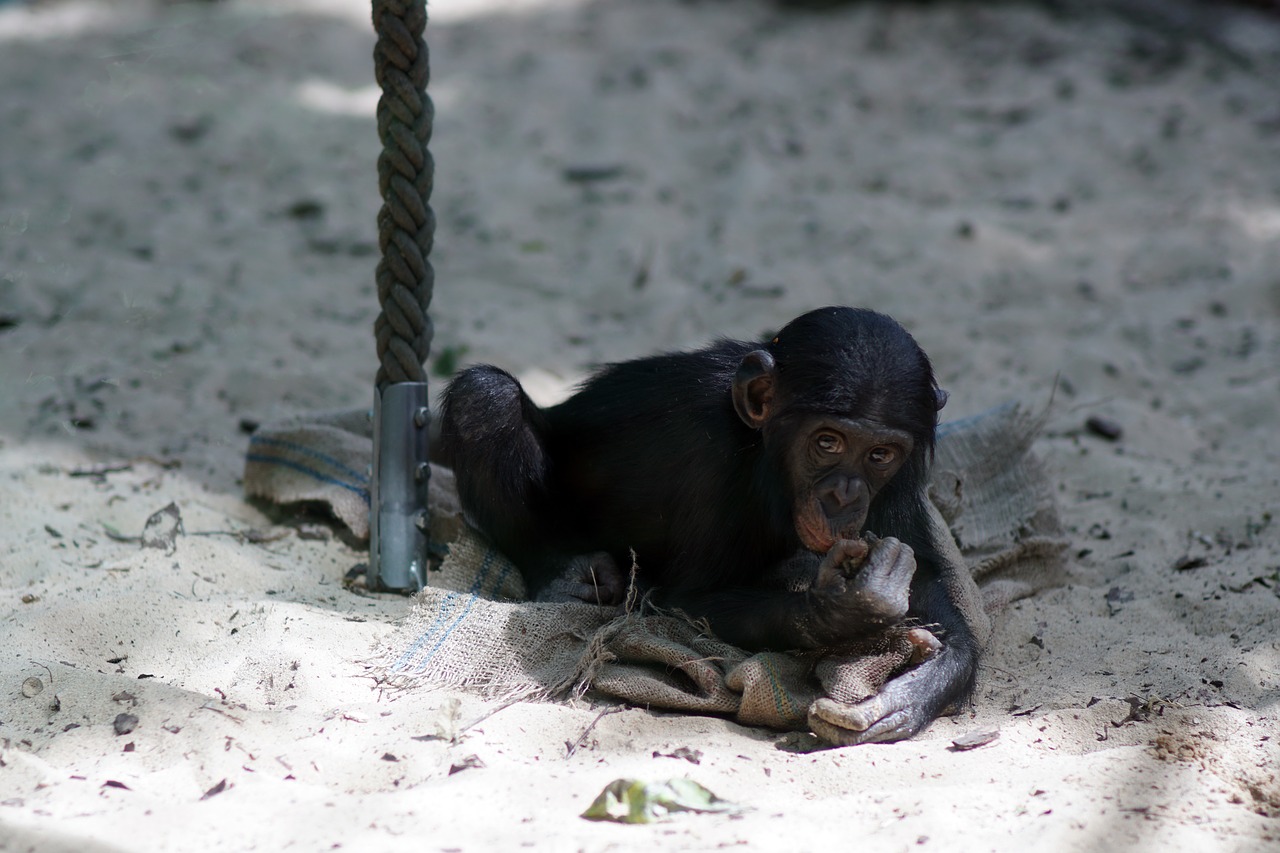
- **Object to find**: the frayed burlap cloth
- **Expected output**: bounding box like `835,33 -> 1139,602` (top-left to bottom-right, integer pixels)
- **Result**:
244,402 -> 1067,742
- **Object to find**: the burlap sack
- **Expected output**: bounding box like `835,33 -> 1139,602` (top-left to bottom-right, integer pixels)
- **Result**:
245,401 -> 1067,742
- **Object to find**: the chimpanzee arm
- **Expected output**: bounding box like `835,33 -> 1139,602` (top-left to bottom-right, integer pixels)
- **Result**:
815,501 -> 990,744
658,585 -> 839,651
658,537 -> 920,651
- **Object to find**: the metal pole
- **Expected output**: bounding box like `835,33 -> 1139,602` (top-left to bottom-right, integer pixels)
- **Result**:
368,0 -> 435,592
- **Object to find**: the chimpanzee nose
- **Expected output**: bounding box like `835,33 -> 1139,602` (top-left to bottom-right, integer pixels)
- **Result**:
822,476 -> 861,512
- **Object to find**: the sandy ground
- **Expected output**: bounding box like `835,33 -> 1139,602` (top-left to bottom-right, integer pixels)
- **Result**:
2,0 -> 1279,849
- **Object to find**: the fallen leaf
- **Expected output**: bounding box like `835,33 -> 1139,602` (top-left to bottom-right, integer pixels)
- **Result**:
582,778 -> 738,824
141,502 -> 184,553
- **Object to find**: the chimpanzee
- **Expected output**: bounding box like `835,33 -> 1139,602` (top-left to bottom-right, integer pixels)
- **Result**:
438,306 -> 983,743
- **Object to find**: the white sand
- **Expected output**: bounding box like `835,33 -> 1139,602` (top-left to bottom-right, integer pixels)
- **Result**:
2,0 -> 1278,849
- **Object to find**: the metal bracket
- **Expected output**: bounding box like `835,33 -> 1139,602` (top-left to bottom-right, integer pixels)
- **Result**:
368,382 -> 431,592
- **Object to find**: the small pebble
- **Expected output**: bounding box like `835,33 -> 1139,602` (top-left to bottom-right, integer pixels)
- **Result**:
1085,415 -> 1123,441
114,713 -> 139,735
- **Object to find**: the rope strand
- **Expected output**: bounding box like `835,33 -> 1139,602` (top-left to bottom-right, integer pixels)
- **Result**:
372,0 -> 434,388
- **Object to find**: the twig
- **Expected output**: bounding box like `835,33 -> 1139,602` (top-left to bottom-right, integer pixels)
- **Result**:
68,462 -> 134,478
455,696 -> 525,741
566,706 -> 625,757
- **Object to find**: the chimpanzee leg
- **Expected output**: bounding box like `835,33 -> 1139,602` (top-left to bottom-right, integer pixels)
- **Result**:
437,366 -> 626,605
438,366 -> 555,577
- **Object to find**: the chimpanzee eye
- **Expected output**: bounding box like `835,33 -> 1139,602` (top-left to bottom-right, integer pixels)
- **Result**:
867,446 -> 897,466
815,433 -> 843,454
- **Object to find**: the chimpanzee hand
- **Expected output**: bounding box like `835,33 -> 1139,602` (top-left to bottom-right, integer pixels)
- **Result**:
535,552 -> 627,607
809,640 -> 977,745
807,536 -> 916,643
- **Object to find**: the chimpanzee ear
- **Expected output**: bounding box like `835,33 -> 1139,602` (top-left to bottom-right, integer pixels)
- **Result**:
732,350 -> 777,429
935,388 -> 949,411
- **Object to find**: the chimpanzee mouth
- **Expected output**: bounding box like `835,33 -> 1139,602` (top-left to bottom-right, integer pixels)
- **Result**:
796,498 -> 867,554
832,514 -> 867,545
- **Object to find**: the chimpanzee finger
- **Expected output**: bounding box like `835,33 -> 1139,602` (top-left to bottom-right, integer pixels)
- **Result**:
808,694 -> 921,746
845,706 -> 923,744
816,538 -> 868,588
861,537 -> 914,581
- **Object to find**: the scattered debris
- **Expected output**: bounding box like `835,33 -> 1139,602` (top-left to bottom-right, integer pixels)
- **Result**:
950,730 -> 1000,751
566,707 -> 625,757
1174,555 -> 1209,571
562,164 -> 625,183
102,523 -> 140,544
408,696 -> 468,743
241,528 -> 289,545
1105,586 -> 1134,616
113,713 -> 139,735
102,780 -> 131,791
582,778 -> 739,824
295,524 -> 330,542
68,462 -> 134,479
200,779 -> 228,801
448,755 -> 485,775
1084,415 -> 1123,441
140,503 -> 184,554
653,747 -> 703,765
1116,696 -> 1164,726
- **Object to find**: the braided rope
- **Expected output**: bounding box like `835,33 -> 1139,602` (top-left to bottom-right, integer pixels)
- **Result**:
372,0 -> 435,388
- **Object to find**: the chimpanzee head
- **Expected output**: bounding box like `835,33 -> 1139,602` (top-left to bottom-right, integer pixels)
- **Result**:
730,307 -> 947,553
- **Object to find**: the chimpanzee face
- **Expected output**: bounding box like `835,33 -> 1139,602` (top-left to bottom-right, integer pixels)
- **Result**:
780,415 -> 914,554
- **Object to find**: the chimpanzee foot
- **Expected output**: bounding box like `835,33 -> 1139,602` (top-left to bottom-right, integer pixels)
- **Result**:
904,627 -> 942,664
809,652 -> 950,745
536,551 -> 627,606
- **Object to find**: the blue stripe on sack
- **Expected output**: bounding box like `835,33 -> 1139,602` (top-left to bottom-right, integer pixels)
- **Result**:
412,589 -> 485,672
248,435 -> 370,485
392,548 -> 501,673
479,558 -> 515,599
245,453 -> 371,505
391,590 -> 463,673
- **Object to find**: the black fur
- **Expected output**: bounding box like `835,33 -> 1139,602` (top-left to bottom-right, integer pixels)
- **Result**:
438,306 -> 980,742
